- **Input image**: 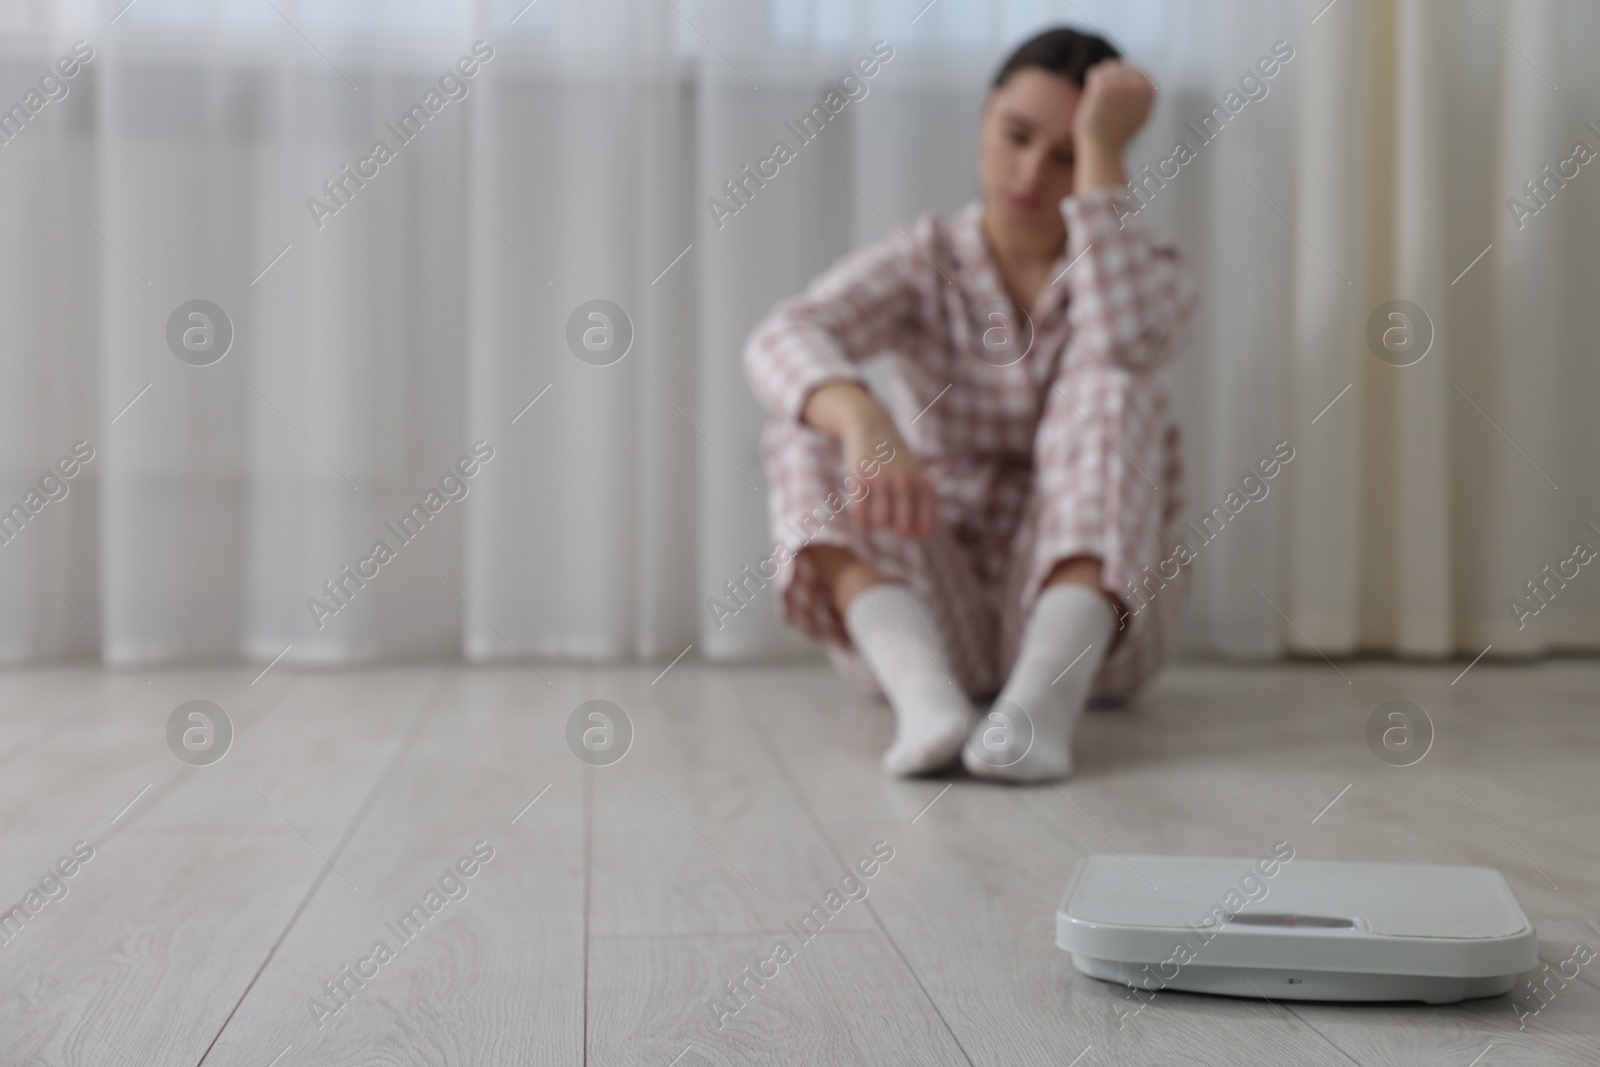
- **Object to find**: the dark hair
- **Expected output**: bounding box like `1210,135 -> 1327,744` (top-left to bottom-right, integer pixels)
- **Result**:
990,26 -> 1119,91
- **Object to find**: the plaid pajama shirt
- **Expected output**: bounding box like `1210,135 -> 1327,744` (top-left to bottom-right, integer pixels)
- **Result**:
742,186 -> 1198,701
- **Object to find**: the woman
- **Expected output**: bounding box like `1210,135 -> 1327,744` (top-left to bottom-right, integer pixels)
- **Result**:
742,27 -> 1196,782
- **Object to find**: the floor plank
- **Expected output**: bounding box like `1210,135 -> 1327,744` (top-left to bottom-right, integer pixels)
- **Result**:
0,669 -> 440,1066
589,665 -> 876,937
196,667 -> 586,1067
588,930 -> 970,1067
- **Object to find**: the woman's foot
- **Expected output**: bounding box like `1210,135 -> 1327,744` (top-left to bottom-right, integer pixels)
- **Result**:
843,584 -> 975,776
964,582 -> 1113,783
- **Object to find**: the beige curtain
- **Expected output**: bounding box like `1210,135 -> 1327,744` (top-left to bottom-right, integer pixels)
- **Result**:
1277,0 -> 1594,660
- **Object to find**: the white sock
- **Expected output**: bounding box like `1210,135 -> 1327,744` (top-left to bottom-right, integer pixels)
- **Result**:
843,584 -> 975,777
964,583 -> 1113,783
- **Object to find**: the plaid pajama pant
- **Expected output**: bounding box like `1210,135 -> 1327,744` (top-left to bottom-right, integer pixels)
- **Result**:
744,188 -> 1198,702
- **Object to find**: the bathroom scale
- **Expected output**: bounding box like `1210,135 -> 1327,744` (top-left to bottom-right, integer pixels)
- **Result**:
1057,855 -> 1538,1003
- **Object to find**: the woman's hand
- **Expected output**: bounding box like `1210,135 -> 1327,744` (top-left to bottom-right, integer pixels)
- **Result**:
1076,59 -> 1155,152
802,381 -> 937,539
842,415 -> 937,540
1073,59 -> 1155,194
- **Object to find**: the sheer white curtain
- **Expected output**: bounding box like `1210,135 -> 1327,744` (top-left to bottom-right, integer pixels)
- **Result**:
0,0 -> 1595,669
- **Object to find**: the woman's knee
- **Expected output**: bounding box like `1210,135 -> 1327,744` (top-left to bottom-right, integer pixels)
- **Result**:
1036,364 -> 1177,479
1051,363 -> 1173,420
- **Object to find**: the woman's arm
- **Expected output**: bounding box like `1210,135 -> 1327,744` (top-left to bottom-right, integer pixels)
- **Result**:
801,381 -> 936,538
1072,59 -> 1152,194
743,224 -> 941,539
742,221 -> 933,426
1060,60 -> 1198,373
1056,188 -> 1197,374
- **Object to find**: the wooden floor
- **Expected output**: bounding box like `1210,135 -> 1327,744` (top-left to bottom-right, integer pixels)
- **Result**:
2,656 -> 1598,1066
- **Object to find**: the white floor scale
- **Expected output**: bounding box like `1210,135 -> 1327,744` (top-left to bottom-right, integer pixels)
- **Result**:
1057,854 -> 1538,1003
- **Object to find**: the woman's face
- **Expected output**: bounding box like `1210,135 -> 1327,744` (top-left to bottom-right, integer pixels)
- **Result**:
979,67 -> 1082,225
